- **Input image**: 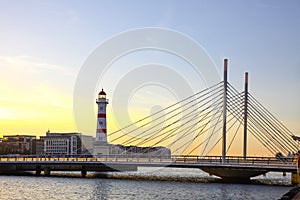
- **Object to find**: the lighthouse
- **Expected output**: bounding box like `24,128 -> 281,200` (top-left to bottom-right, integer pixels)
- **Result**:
96,89 -> 108,142
93,89 -> 110,157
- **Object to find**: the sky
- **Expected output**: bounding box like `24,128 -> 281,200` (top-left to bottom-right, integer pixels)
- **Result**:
0,0 -> 299,156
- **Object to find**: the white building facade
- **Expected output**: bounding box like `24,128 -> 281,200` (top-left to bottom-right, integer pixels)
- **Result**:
41,131 -> 80,156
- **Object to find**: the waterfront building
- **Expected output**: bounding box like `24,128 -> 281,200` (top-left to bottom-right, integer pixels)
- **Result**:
41,131 -> 94,156
0,135 -> 36,155
80,135 -> 94,155
109,145 -> 171,158
41,131 -> 81,156
32,138 -> 45,156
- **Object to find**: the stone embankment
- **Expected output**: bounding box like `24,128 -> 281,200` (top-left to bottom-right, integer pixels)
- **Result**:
279,184 -> 300,200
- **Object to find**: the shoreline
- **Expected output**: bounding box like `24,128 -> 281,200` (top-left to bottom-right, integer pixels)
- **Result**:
279,184 -> 300,199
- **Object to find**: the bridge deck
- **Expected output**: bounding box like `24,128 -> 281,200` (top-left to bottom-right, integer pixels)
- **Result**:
0,155 -> 296,179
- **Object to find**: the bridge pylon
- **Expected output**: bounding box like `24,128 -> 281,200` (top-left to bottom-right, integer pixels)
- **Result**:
222,59 -> 228,163
243,72 -> 249,159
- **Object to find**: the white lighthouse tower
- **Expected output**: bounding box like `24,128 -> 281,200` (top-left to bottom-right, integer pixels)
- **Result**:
93,89 -> 109,157
96,89 -> 108,142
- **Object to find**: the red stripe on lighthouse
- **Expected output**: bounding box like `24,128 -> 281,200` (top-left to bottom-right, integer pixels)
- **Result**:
98,114 -> 106,118
97,129 -> 107,133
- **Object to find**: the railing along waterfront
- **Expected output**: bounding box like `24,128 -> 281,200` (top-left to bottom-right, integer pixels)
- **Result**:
0,155 -> 296,167
172,155 -> 296,167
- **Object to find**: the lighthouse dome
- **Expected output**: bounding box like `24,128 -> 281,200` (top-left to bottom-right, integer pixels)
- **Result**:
99,89 -> 106,95
98,89 -> 107,100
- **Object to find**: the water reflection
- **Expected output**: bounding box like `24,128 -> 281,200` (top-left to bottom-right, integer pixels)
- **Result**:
0,167 -> 292,200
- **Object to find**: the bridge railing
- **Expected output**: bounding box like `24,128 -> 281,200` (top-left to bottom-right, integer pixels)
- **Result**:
0,154 -> 296,166
171,155 -> 296,166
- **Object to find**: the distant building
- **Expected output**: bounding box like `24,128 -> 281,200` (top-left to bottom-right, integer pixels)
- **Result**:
40,131 -> 94,156
0,135 -> 36,155
32,138 -> 45,156
41,131 -> 81,156
109,144 -> 171,158
80,135 -> 94,155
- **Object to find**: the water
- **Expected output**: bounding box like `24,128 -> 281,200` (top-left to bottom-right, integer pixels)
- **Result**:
0,167 -> 292,199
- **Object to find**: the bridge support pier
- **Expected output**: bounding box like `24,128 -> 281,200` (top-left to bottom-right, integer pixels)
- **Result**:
201,167 -> 268,183
44,167 -> 51,176
36,165 -> 41,176
292,172 -> 300,185
222,177 -> 251,183
81,166 -> 87,178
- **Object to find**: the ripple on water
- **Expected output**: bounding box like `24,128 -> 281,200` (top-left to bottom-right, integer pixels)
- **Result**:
0,168 -> 292,200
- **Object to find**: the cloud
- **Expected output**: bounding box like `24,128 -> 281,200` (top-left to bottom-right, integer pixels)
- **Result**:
0,55 -> 76,77
0,55 -> 75,128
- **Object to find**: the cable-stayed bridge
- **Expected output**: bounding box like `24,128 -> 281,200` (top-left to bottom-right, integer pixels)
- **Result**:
1,59 -> 299,183
108,59 -> 298,159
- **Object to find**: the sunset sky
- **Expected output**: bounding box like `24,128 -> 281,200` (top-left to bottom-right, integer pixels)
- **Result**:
0,0 -> 299,156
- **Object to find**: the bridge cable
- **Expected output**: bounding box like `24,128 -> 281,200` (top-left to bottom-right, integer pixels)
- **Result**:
225,84 -> 279,155
150,96 -> 224,154
109,82 -> 223,143
120,87 -> 224,146
108,82 -> 223,138
248,95 -> 298,152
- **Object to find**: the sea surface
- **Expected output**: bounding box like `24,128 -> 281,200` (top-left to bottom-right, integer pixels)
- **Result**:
0,167 -> 292,200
